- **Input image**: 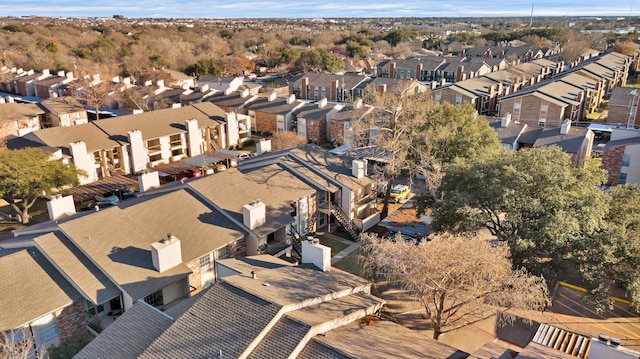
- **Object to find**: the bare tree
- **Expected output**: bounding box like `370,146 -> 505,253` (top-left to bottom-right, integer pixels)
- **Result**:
362,232 -> 551,340
0,328 -> 45,359
270,131 -> 307,151
353,81 -> 438,218
76,78 -> 115,121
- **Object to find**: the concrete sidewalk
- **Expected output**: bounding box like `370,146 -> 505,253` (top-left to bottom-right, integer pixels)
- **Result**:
331,240 -> 364,265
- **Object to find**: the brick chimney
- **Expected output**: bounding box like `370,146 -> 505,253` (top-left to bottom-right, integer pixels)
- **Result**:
416,63 -> 423,80
331,80 -> 339,102
389,62 -> 396,78
301,77 -> 309,99
456,65 -> 465,82
378,83 -> 387,94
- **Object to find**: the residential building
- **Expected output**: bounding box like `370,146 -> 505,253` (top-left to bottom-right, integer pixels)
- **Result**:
38,96 -> 88,128
293,98 -> 341,144
0,102 -> 45,139
0,247 -> 84,352
329,99 -> 368,145
489,114 -> 594,166
75,254 -> 466,359
292,73 -> 369,102
240,145 -> 381,239
13,69 -> 51,97
607,87 -> 640,129
246,92 -> 304,135
601,128 -> 640,185
18,103 -> 245,183
32,71 -> 74,99
207,88 -> 256,115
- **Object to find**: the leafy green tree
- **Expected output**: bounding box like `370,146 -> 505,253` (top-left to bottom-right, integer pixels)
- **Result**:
362,232 -> 550,340
184,58 -> 222,78
294,48 -> 343,73
422,147 -> 608,284
418,102 -> 501,166
0,148 -> 83,224
579,186 -> 640,308
383,28 -> 418,46
346,43 -> 368,58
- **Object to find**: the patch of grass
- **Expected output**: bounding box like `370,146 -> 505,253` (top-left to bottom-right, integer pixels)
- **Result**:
333,247 -> 369,279
331,228 -> 352,240
318,236 -> 349,256
48,329 -> 94,359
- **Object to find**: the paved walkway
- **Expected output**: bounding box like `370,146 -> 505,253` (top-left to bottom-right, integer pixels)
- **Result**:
315,230 -> 365,265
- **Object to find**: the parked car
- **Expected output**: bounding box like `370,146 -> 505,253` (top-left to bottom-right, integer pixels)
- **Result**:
389,184 -> 410,203
82,194 -> 119,211
214,163 -> 227,172
103,185 -> 135,200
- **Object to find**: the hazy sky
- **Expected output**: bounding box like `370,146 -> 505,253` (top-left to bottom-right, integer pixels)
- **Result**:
0,0 -> 636,18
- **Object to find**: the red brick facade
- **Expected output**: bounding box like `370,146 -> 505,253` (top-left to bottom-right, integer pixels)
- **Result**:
305,117 -> 328,144
608,104 -> 640,128
56,300 -> 86,341
602,146 -> 625,185
254,112 -> 278,134
499,96 -> 566,128
187,237 -> 246,294
330,120 -> 346,144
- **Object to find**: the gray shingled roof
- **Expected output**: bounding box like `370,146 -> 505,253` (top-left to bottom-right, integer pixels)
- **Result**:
533,127 -> 589,153
74,302 -> 173,359
298,340 -> 351,359
139,282 -> 282,359
247,317 -> 310,359
0,248 -> 81,330
34,232 -> 120,305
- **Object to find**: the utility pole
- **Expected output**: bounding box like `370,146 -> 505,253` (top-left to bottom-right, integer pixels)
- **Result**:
529,2 -> 535,27
628,0 -> 634,27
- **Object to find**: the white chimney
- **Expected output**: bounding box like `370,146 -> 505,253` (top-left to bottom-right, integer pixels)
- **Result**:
302,239 -> 331,272
138,171 -> 160,192
57,70 -> 65,77
200,84 -> 209,92
243,200 -> 266,230
352,159 -> 365,179
241,88 -> 250,98
156,79 -> 165,88
256,138 -> 271,155
123,77 -> 131,85
286,94 -> 296,104
317,98 -> 327,108
151,233 -> 183,272
354,98 -> 363,109
267,91 -> 277,102
560,119 -> 571,135
171,103 -> 182,108
46,194 -> 76,220
501,113 -> 512,128
144,80 -> 152,86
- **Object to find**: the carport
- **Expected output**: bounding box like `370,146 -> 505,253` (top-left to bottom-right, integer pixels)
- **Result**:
63,175 -> 138,203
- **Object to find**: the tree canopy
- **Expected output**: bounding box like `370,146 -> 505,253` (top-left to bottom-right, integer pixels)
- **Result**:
294,48 -> 344,73
420,147 -> 608,287
362,232 -> 550,340
0,148 -> 82,224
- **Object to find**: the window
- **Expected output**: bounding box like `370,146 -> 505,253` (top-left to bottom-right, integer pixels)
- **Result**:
455,96 -> 462,105
538,118 -> 546,127
85,299 -> 104,315
622,153 -> 631,167
540,104 -> 548,116
144,290 -> 163,307
513,101 -> 521,114
33,314 -> 58,343
434,93 -> 442,103
216,246 -> 229,259
200,254 -> 212,269
618,172 -> 627,185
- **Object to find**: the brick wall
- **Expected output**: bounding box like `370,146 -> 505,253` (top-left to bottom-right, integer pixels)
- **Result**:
305,117 -> 327,144
602,146 -> 625,185
514,95 -> 565,128
254,112 -> 278,134
56,300 -> 85,341
330,119 -> 346,143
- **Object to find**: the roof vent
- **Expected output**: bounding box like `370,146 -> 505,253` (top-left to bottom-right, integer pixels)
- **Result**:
610,337 -> 621,347
598,333 -> 609,342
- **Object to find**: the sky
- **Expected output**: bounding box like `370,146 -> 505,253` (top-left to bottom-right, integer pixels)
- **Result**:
0,0 -> 637,19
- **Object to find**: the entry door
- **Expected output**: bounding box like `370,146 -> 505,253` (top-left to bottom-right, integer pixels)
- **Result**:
200,253 -> 215,288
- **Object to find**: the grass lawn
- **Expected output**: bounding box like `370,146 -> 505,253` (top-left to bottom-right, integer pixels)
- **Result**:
48,329 -> 94,359
318,236 -> 349,256
333,247 -> 369,279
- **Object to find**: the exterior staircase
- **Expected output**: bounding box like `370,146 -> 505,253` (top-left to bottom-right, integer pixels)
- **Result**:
288,225 -> 303,257
330,204 -> 360,241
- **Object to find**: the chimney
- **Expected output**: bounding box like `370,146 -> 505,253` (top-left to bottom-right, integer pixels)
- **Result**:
112,76 -> 120,83
389,62 -> 396,78
151,233 -> 182,272
243,200 -> 266,230
267,91 -> 277,102
560,119 -> 571,135
317,98 -> 327,108
352,159 -> 365,178
416,63 -> 423,80
46,194 -> 76,220
456,65 -> 464,82
302,238 -> 331,272
430,81 -> 437,90
57,70 -> 65,77
354,98 -> 363,109
200,83 -> 209,92
301,77 -> 309,99
144,80 -> 152,86
123,77 -> 131,85
66,72 -> 74,79
501,113 -> 512,128
286,93 -> 296,104
378,84 -> 387,94
241,88 -> 250,98
439,78 -> 446,87
156,79 -> 165,88
331,80 -> 339,101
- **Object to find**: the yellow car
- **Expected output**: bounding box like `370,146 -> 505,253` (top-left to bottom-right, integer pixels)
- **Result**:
389,185 -> 410,203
